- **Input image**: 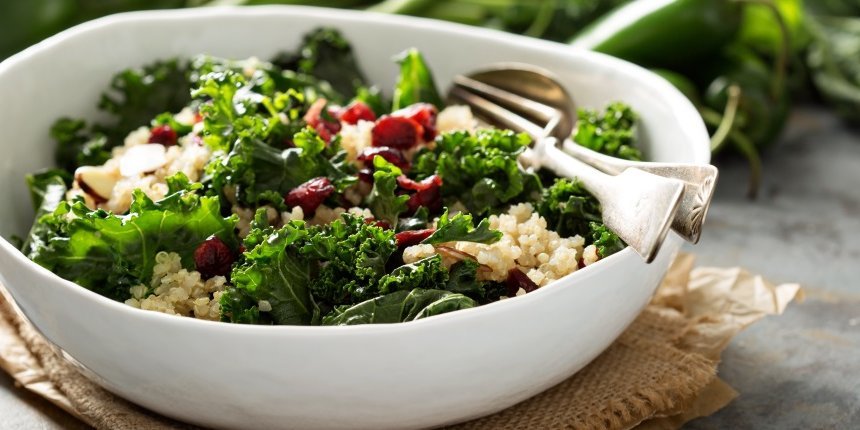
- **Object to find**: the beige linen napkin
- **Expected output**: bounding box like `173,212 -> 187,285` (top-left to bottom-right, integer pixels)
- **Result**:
0,254 -> 801,429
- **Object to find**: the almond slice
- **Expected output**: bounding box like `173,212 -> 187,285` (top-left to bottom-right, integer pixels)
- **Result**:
119,144 -> 167,176
75,166 -> 119,201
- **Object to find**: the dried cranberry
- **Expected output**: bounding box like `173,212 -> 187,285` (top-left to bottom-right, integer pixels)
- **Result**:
392,103 -> 438,142
397,174 -> 442,191
505,268 -> 539,296
400,175 -> 443,213
149,125 -> 177,146
357,147 -> 410,171
338,101 -> 377,124
303,98 -> 341,142
395,228 -> 436,247
285,176 -> 335,214
358,168 -> 374,184
371,116 -> 423,149
194,236 -> 235,279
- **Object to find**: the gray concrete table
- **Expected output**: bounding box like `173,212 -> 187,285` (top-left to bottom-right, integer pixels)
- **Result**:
1,108 -> 857,429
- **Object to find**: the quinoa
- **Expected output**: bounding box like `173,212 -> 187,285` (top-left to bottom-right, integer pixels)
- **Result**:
403,203 -> 587,287
124,252 -> 228,320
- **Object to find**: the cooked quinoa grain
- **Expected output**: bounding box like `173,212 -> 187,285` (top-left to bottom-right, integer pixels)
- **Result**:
124,252 -> 228,320
403,203 -> 586,287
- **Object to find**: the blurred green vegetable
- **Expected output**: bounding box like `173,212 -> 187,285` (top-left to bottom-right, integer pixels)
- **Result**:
569,0 -> 744,69
805,15 -> 860,123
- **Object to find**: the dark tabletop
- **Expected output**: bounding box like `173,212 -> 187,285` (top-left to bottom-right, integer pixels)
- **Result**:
1,107 -> 858,429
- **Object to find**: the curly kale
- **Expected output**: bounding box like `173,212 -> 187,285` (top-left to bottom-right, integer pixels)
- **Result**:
226,220 -> 317,325
367,157 -> 409,226
378,255 -> 448,295
412,129 -> 541,216
274,28 -> 369,99
300,214 -> 398,305
536,178 -> 626,257
27,173 -> 237,301
590,222 -> 626,258
208,128 -> 356,209
573,102 -> 642,161
536,178 -> 602,238
98,59 -> 191,142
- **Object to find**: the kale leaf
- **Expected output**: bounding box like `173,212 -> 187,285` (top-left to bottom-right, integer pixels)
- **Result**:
423,209 -> 502,245
300,214 -> 398,305
51,119 -> 110,173
294,28 -> 368,98
27,173 -> 237,301
392,48 -> 443,110
535,178 -> 602,238
21,169 -> 69,256
226,220 -> 316,325
321,288 -> 476,326
573,102 -> 642,161
590,222 -> 626,258
97,59 -> 191,143
413,129 -> 540,216
208,129 -> 355,208
378,254 -> 448,295
51,59 -> 190,173
367,157 -> 409,226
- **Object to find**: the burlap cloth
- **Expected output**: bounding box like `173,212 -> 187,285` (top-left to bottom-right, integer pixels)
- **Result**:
0,254 -> 802,430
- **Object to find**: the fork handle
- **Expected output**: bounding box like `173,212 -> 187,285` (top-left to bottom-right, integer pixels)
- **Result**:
560,138 -> 717,244
532,138 -> 684,263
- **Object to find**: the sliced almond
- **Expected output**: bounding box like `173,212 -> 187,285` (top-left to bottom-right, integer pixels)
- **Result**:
119,144 -> 167,176
75,166 -> 119,201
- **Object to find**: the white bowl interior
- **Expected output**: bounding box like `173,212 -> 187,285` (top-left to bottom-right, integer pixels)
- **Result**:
0,7 -> 710,430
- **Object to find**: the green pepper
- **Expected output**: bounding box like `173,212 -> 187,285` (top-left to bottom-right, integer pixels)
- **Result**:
569,0 -> 745,69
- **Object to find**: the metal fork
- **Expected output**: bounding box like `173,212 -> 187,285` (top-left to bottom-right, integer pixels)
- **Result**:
450,66 -> 718,244
447,87 -> 685,263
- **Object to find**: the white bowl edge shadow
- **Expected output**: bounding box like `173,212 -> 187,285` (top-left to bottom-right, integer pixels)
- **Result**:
0,6 -> 710,430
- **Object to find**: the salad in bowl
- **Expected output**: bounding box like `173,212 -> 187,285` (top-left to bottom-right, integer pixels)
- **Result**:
0,7 -> 711,429
21,28 -> 640,326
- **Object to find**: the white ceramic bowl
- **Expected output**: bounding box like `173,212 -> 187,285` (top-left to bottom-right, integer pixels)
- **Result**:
0,6 -> 709,430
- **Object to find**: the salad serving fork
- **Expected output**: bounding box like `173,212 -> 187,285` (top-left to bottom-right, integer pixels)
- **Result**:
448,63 -> 718,245
448,80 -> 686,264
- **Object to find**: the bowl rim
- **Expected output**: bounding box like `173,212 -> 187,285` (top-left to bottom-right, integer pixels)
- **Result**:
0,5 -> 709,335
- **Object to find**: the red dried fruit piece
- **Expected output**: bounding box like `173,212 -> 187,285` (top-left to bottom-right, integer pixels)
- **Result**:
505,268 -> 539,296
397,174 -> 442,191
285,176 -> 335,214
371,115 -> 423,149
357,147 -> 410,171
394,228 -> 437,247
358,168 -> 374,184
338,101 -> 376,124
399,175 -> 443,214
393,103 -> 438,142
303,98 -> 341,142
194,236 -> 235,279
148,125 -> 177,146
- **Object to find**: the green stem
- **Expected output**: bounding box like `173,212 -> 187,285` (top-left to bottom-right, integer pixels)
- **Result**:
709,84 -> 742,153
730,131 -> 763,199
524,0 -> 555,38
732,0 -> 790,101
366,0 -> 436,15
